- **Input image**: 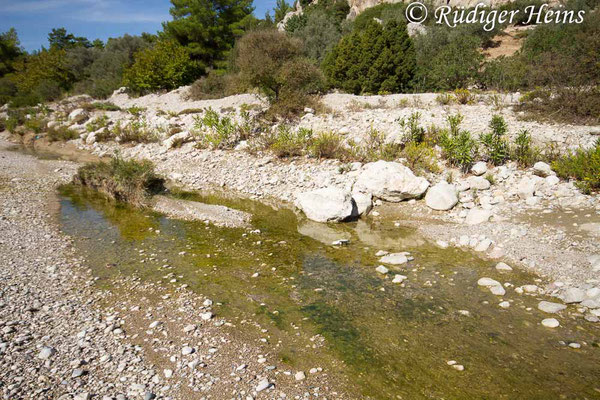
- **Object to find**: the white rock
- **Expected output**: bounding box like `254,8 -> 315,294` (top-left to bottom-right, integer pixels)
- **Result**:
255,378 -> 271,392
533,161 -> 554,177
353,161 -> 430,202
495,262 -> 512,272
295,187 -> 355,223
379,253 -> 408,265
392,274 -> 407,283
425,182 -> 458,211
559,287 -> 586,304
436,240 -> 449,249
68,108 -> 89,124
467,176 -> 491,190
38,346 -> 56,360
294,371 -> 306,381
376,265 -> 389,274
164,131 -> 190,148
465,208 -> 492,225
474,239 -> 492,252
490,285 -> 506,296
182,346 -> 194,355
477,277 -> 502,287
516,177 -> 537,199
164,369 -> 173,378
352,192 -> 372,216
538,301 -> 567,313
499,301 -> 510,308
541,318 -> 560,328
201,312 -> 213,320
471,162 -> 488,176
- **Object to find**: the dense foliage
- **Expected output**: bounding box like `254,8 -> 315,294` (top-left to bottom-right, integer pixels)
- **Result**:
323,20 -> 415,94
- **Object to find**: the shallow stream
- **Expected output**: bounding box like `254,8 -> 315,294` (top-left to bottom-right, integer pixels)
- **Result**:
58,185 -> 600,399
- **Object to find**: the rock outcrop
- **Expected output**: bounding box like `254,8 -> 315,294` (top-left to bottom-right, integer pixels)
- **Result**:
353,161 -> 430,202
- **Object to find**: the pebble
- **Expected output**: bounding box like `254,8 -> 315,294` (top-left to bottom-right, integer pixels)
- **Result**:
376,265 -> 389,274
542,318 -> 560,328
294,371 -> 306,381
255,378 -> 271,392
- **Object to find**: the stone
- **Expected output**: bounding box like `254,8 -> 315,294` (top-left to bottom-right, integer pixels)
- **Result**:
474,239 -> 492,252
495,262 -> 512,272
392,274 -> 407,283
255,378 -> 271,392
499,301 -> 510,308
559,287 -> 586,304
74,393 -> 90,400
295,187 -> 355,223
541,318 -> 560,328
353,161 -> 430,202
85,132 -> 97,145
471,162 -> 488,176
490,285 -> 506,296
533,161 -> 554,177
467,176 -> 491,190
379,253 -> 408,265
295,371 -> 306,381
538,301 -> 567,313
38,346 -> 56,360
478,277 -> 505,296
352,191 -> 372,216
68,109 -> 89,124
201,312 -> 213,320
465,208 -> 492,225
182,346 -> 194,355
516,177 -> 537,199
376,265 -> 389,274
425,182 -> 458,211
164,369 -> 173,378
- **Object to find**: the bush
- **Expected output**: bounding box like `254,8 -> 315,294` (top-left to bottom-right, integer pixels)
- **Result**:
401,142 -> 440,174
323,20 -> 415,94
192,108 -> 238,149
309,131 -> 347,159
480,115 -> 509,165
290,9 -> 342,64
516,87 -> 600,125
413,26 -> 483,91
47,125 -> 79,142
123,40 -> 202,95
453,88 -> 475,105
399,112 -> 425,144
113,119 -> 159,144
235,29 -> 323,117
187,69 -> 243,100
74,155 -> 165,206
439,114 -> 477,171
552,140 -> 600,194
269,126 -> 313,157
512,129 -> 538,167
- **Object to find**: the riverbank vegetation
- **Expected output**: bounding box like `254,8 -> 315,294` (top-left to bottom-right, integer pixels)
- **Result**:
0,0 -> 598,123
74,155 -> 165,206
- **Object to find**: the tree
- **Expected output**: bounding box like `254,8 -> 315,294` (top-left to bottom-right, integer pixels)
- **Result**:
235,29 -> 323,116
162,0 -> 254,69
123,39 -> 202,94
323,20 -> 415,94
48,28 -> 92,50
273,0 -> 292,23
0,28 -> 23,77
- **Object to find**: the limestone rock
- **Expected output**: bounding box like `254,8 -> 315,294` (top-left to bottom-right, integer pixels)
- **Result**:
295,187 -> 355,223
425,182 -> 458,211
354,161 -> 429,202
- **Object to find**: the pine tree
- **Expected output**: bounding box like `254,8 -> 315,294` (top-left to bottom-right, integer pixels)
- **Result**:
163,0 -> 254,69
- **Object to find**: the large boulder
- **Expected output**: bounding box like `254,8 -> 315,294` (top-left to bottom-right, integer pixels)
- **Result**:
68,108 -> 89,124
352,192 -> 372,217
533,161 -> 555,177
425,182 -> 458,211
353,161 -> 430,202
295,187 -> 355,223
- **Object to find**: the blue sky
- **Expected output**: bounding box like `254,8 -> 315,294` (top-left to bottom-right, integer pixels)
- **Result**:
0,0 -> 276,52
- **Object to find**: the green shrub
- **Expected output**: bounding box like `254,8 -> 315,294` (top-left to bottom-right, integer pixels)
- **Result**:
435,93 -> 453,105
355,128 -> 402,162
439,114 -> 477,171
74,155 -> 165,206
114,119 -> 159,143
552,141 -> 600,194
480,115 -> 509,165
47,125 -> 79,142
453,88 -> 475,105
401,142 -> 440,174
512,129 -> 538,167
309,131 -> 347,159
290,8 -> 342,64
269,126 -> 313,157
193,108 -> 238,149
235,29 -> 323,118
187,69 -> 244,100
126,106 -> 146,117
323,20 -> 415,94
86,115 -> 110,133
123,40 -> 202,95
90,102 -> 121,111
399,112 -> 425,144
516,87 -> 600,125
413,26 -> 483,91
24,116 -> 47,134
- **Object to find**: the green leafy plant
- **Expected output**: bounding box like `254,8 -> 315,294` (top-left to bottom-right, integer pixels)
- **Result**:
269,126 -> 313,158
552,140 -> 600,194
399,111 -> 425,144
401,142 -> 440,174
453,88 -> 475,105
435,93 -> 453,105
439,114 -> 477,171
480,115 -> 509,166
86,115 -> 110,133
115,119 -> 159,143
47,125 -> 79,142
193,107 -> 238,149
512,129 -> 538,167
309,131 -> 347,159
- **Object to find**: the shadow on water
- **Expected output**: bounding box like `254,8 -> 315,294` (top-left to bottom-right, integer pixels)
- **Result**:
58,185 -> 600,399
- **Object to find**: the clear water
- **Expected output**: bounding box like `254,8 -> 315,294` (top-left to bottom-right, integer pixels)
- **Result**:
58,185 -> 600,399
